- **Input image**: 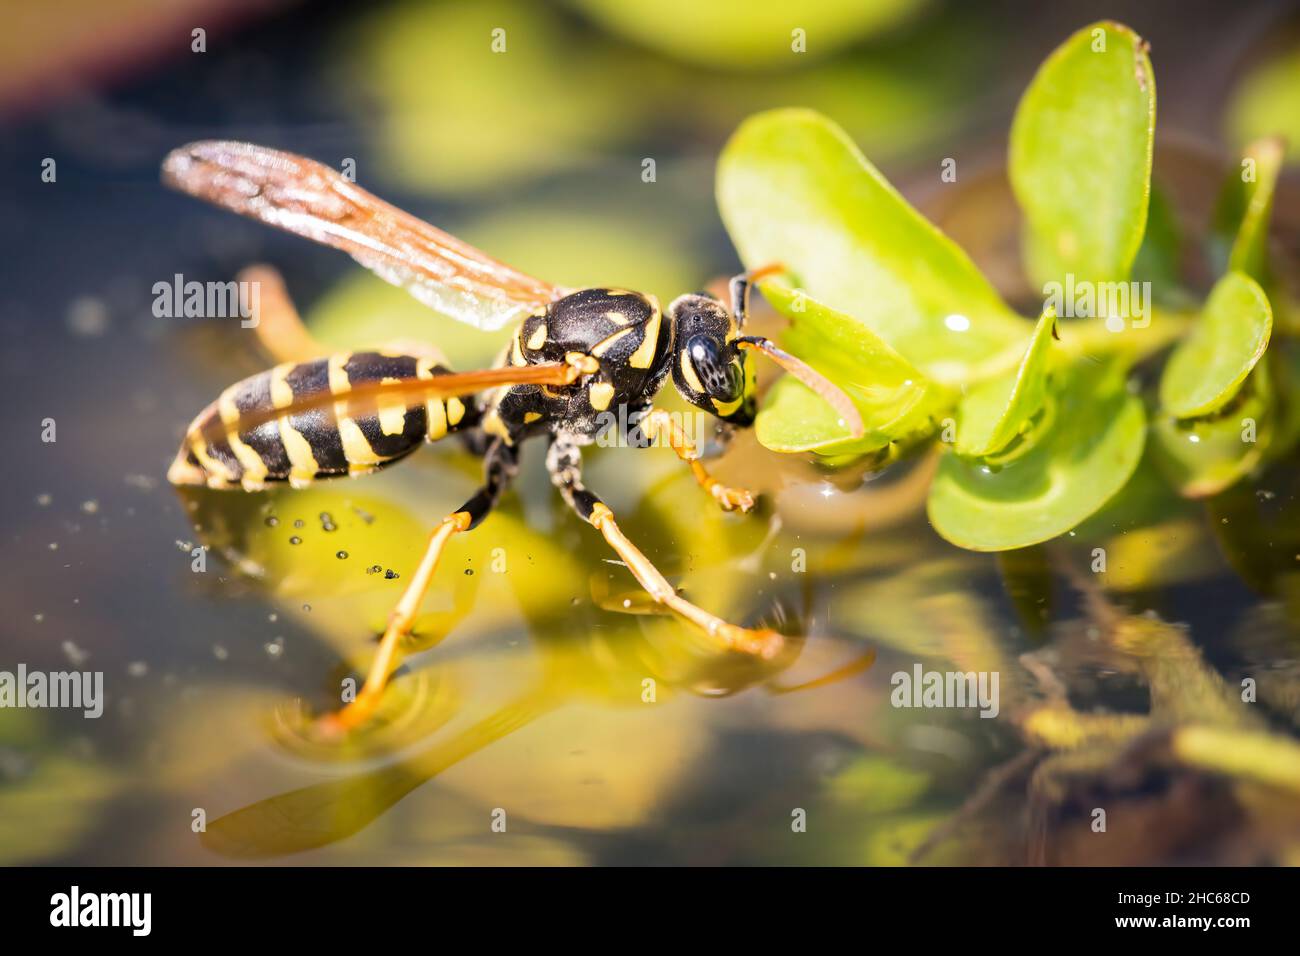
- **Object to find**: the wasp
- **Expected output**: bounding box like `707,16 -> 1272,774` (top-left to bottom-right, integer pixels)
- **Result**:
162,142 -> 863,731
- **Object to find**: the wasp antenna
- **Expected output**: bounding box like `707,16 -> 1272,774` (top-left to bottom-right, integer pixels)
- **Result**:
738,336 -> 865,439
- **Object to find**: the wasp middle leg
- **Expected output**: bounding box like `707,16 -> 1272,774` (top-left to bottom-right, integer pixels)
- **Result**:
320,439 -> 519,733
632,407 -> 756,512
547,436 -> 781,658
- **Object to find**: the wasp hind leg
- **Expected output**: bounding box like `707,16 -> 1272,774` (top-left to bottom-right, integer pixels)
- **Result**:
234,264 -> 325,363
547,437 -> 781,658
635,408 -> 756,512
239,263 -> 449,366
318,440 -> 518,734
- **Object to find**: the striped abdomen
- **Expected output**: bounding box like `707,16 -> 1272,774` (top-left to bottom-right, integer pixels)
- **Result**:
169,352 -> 477,490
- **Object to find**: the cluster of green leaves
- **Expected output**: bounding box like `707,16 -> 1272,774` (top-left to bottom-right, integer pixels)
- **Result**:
720,20 -> 1296,551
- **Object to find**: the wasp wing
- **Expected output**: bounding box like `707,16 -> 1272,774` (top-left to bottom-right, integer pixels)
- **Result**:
162,141 -> 564,331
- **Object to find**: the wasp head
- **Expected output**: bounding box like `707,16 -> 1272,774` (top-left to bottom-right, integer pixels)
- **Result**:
667,293 -> 755,425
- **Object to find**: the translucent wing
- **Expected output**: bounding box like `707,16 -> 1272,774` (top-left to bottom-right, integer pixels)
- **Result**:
162,141 -> 564,330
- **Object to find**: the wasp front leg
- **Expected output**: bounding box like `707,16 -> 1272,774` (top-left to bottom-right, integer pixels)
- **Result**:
632,408 -> 756,512
318,440 -> 518,733
547,437 -> 780,658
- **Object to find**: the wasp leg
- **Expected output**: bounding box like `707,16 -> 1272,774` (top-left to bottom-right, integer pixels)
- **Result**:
319,440 -> 518,732
727,263 -> 786,329
233,264 -> 325,363
547,437 -> 781,658
634,407 -> 755,512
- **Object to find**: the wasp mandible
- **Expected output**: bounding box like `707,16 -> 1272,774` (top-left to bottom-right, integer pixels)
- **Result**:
162,142 -> 864,731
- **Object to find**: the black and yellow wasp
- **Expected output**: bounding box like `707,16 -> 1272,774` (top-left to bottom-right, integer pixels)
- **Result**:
162,141 -> 863,731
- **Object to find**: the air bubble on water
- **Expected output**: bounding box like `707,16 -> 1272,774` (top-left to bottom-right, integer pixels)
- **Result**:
126,661 -> 148,678
265,637 -> 285,659
212,644 -> 229,661
265,516 -> 279,527
36,493 -> 52,507
464,568 -> 474,576
293,519 -> 305,529
301,604 -> 311,613
47,542 -> 58,551
33,613 -> 44,623
320,512 -> 337,532
366,564 -> 382,575
336,550 -> 348,559
352,505 -> 375,524
80,500 -> 99,514
289,536 -> 302,545
384,569 -> 400,580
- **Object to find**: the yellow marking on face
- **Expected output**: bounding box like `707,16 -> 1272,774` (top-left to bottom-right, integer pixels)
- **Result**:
604,309 -> 630,325
218,385 -> 269,487
446,397 -> 466,426
591,325 -> 634,357
628,300 -> 661,369
524,411 -> 542,424
712,395 -> 743,416
589,381 -> 615,411
526,323 -> 547,350
680,349 -> 705,394
510,331 -> 526,366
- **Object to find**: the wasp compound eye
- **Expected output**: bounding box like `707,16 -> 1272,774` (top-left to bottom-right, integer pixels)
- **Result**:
685,336 -> 741,400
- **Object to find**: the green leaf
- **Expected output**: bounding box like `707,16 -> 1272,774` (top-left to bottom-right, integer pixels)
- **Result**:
927,355 -> 1146,551
1212,137 -> 1285,284
754,284 -> 951,456
1130,183 -> 1186,300
564,0 -> 925,69
1009,21 -> 1155,287
955,306 -> 1057,457
718,108 -> 1028,386
1158,271 -> 1272,419
1152,362 -> 1274,498
1226,47 -> 1300,167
